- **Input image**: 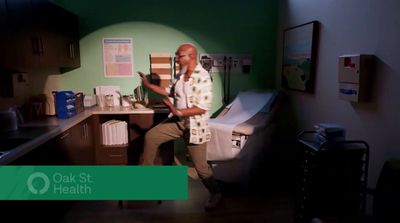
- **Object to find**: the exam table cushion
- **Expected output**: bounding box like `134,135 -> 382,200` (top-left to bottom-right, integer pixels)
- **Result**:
232,112 -> 272,135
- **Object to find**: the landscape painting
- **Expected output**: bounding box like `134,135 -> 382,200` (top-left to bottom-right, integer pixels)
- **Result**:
282,21 -> 319,93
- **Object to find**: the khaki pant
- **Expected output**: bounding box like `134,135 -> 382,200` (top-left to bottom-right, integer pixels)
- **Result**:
142,117 -> 213,180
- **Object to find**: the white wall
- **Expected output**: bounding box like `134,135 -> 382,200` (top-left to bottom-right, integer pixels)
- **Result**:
277,0 -> 400,188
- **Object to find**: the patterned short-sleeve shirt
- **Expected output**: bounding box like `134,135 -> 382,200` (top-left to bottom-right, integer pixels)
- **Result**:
170,64 -> 213,144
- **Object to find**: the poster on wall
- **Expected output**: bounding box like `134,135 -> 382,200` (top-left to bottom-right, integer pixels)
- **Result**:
102,37 -> 133,77
281,21 -> 319,93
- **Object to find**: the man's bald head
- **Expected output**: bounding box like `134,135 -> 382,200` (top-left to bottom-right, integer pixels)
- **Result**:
176,43 -> 197,60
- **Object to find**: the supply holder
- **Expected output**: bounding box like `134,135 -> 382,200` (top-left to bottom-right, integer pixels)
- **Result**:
338,54 -> 375,102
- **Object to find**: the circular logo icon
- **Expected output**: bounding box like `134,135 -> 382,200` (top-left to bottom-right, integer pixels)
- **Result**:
27,172 -> 50,195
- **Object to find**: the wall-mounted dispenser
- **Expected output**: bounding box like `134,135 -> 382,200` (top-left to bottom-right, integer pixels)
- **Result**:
338,54 -> 374,102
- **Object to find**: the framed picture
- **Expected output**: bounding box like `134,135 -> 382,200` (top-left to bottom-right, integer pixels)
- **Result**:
102,37 -> 134,77
281,21 -> 319,93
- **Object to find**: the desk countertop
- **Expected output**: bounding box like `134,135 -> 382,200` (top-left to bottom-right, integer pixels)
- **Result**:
0,106 -> 169,164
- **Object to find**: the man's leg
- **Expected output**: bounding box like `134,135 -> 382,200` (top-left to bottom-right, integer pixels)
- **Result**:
142,118 -> 183,165
187,143 -> 222,210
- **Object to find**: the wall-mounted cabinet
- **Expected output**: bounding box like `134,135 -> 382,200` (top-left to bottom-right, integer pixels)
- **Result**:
0,0 -> 80,74
338,54 -> 374,102
56,4 -> 80,72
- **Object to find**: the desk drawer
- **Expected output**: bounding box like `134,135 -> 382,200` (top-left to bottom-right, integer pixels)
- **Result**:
96,146 -> 128,165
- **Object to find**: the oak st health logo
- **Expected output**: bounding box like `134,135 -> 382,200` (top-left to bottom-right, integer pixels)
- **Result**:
27,172 -> 94,195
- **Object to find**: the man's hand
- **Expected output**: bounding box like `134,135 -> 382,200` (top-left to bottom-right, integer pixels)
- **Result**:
138,72 -> 150,88
162,98 -> 182,117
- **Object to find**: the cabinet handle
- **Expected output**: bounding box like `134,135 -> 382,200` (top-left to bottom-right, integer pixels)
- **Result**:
66,43 -> 70,58
69,43 -> 72,58
39,37 -> 44,56
86,123 -> 88,139
31,37 -> 39,55
71,43 -> 75,59
109,154 -> 123,158
68,43 -> 74,59
83,123 -> 88,140
60,132 -> 70,140
82,123 -> 86,139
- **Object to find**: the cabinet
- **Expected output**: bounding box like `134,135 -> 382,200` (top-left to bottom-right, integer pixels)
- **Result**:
295,131 -> 369,223
92,114 -> 130,165
0,0 -> 10,70
57,6 -> 80,71
0,0 -> 80,73
58,117 -> 94,164
11,117 -> 94,165
338,54 -> 374,102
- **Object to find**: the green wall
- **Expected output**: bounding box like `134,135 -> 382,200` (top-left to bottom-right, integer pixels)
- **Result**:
55,0 -> 278,113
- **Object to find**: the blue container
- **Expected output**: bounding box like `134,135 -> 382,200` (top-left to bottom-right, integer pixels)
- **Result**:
55,91 -> 76,119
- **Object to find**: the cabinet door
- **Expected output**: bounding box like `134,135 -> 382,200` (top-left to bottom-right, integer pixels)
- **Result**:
36,2 -> 67,72
57,5 -> 80,70
1,0 -> 80,73
5,0 -> 41,71
10,131 -> 68,165
61,119 -> 94,165
0,0 -> 11,70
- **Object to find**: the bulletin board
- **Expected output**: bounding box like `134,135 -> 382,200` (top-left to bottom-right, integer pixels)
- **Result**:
102,38 -> 134,77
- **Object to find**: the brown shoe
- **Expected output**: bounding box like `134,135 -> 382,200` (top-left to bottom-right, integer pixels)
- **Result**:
204,192 -> 222,211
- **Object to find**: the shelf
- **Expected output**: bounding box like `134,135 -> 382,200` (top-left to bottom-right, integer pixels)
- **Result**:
100,144 -> 129,148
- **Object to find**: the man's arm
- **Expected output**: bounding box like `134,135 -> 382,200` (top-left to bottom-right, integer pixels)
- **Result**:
162,98 -> 205,117
138,72 -> 169,97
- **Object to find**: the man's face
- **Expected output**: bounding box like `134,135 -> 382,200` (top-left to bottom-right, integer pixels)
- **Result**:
175,50 -> 190,66
175,50 -> 190,74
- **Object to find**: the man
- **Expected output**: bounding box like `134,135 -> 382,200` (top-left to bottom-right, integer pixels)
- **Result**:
138,43 -> 221,210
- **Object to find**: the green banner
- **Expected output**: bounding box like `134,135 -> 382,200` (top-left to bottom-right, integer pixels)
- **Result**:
0,166 -> 188,200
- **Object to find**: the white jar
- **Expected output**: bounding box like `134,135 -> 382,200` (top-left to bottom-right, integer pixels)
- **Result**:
105,95 -> 114,107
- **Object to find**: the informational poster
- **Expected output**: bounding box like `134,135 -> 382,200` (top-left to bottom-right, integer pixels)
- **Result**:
102,38 -> 133,77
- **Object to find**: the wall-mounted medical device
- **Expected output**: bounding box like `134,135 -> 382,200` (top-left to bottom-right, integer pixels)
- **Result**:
199,53 -> 252,74
338,54 -> 374,102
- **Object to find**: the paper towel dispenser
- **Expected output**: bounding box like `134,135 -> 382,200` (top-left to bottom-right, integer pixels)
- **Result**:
338,54 -> 374,102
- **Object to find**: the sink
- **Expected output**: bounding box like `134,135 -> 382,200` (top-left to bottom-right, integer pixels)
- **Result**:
0,126 -> 58,153
0,138 -> 32,152
1,126 -> 58,139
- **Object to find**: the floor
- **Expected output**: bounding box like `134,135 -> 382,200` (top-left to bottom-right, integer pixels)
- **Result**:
57,178 -> 294,223
2,148 -> 295,223
1,170 -> 294,223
